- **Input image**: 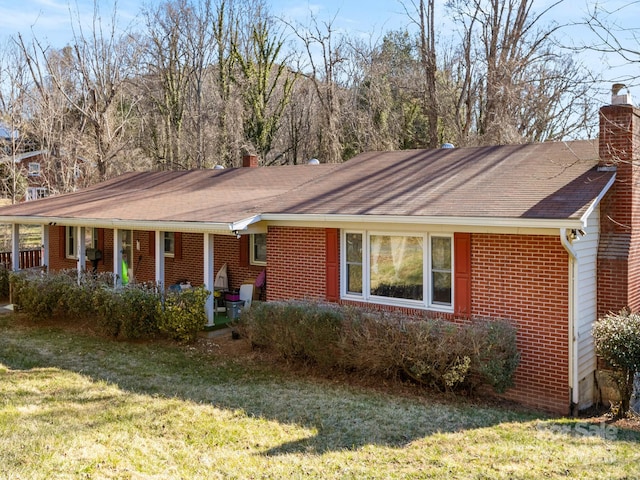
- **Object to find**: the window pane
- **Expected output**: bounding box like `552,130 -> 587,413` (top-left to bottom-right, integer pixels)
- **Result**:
431,236 -> 451,269
431,236 -> 452,305
345,233 -> 363,295
67,227 -> 75,257
346,233 -> 362,262
164,232 -> 175,254
347,264 -> 362,294
253,234 -> 267,263
432,272 -> 452,304
370,235 -> 423,300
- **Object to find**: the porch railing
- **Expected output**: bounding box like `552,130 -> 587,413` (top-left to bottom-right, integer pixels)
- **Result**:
0,249 -> 42,270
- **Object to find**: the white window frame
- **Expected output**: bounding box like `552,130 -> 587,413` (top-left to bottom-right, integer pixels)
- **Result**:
27,162 -> 40,177
164,232 -> 175,257
341,230 -> 454,312
26,187 -> 48,201
250,233 -> 267,266
66,227 -> 98,259
65,226 -> 77,259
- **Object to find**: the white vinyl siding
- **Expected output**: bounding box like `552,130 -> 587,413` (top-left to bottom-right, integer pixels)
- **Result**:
573,206 -> 600,410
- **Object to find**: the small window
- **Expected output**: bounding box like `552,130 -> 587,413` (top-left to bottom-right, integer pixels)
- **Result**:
66,227 -> 98,259
345,233 -> 363,294
250,233 -> 267,265
430,236 -> 452,305
65,226 -> 76,258
164,232 -> 175,257
26,187 -> 48,201
28,162 -> 40,176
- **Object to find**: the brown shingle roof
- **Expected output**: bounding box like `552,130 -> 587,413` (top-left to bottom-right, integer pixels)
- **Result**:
269,140 -> 613,220
0,165 -> 338,225
0,140 -> 614,227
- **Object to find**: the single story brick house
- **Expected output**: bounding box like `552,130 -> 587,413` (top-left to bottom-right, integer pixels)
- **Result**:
0,87 -> 638,414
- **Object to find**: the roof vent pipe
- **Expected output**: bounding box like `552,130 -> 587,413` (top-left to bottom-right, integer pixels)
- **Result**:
611,83 -> 633,106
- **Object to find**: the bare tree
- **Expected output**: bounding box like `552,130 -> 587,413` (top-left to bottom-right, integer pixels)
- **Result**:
0,40 -> 29,203
446,0 -> 593,145
233,15 -> 295,165
582,2 -> 639,87
287,13 -> 348,163
23,1 -> 140,179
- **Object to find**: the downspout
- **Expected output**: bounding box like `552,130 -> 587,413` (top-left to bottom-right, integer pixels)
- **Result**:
560,228 -> 579,414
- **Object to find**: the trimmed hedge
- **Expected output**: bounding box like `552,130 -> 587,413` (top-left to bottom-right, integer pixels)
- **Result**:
9,270 -> 209,343
235,301 -> 520,395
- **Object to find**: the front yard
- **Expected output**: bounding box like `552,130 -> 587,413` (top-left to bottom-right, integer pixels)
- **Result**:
0,312 -> 639,479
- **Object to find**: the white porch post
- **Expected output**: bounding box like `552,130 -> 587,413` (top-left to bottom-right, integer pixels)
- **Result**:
11,223 -> 19,271
155,230 -> 165,290
203,233 -> 215,327
77,227 -> 86,283
41,225 -> 49,271
113,228 -> 122,287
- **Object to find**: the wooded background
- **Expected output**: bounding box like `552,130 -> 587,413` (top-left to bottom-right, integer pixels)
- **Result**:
0,0 -> 635,201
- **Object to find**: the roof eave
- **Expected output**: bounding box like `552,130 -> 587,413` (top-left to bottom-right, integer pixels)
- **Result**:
261,213 -> 585,230
580,170 -> 616,228
0,215 -> 237,235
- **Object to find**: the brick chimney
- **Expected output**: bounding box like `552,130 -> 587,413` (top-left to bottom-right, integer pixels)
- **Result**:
597,84 -> 640,314
242,154 -> 258,168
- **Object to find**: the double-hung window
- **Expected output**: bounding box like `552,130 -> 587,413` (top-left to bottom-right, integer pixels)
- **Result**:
28,162 -> 40,177
66,227 -> 98,259
164,232 -> 175,257
342,231 -> 453,310
250,233 -> 267,265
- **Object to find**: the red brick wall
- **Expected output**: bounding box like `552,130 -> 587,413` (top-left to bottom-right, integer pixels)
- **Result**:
471,234 -> 570,413
265,226 -> 571,413
267,226 -> 327,301
598,104 -> 640,313
213,235 -> 265,291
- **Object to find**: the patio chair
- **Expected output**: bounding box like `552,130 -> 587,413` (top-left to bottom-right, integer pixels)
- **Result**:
238,284 -> 254,311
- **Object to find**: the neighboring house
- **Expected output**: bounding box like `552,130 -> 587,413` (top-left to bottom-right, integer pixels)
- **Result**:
16,150 -> 49,201
0,85 -> 637,415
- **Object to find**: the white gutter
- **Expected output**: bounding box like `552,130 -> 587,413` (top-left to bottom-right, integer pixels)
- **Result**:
261,213 -> 585,230
0,216 -> 238,235
560,228 -> 580,410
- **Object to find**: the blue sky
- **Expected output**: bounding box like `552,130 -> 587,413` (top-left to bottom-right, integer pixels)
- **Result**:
0,0 -> 411,46
1,0 -> 637,97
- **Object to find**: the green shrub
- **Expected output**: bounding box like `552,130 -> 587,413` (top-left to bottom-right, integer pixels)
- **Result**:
10,270 -> 162,340
0,264 -> 9,299
237,301 -> 520,396
10,270 -> 76,321
238,301 -> 343,367
92,285 -> 124,337
91,284 -> 161,340
157,286 -> 210,343
593,310 -> 640,417
395,319 -> 473,392
463,319 -> 521,394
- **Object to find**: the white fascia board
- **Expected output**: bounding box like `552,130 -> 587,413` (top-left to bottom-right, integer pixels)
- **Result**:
230,215 -> 262,232
580,172 -> 616,229
260,213 -> 584,231
0,215 -> 236,235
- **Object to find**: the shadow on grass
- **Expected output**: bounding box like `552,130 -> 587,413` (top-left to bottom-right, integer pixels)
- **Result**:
1,318 -> 639,456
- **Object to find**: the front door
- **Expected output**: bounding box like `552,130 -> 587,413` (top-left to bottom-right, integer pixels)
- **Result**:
120,230 -> 133,284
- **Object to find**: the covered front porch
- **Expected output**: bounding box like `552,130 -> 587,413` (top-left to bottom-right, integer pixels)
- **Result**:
3,221 -> 267,328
